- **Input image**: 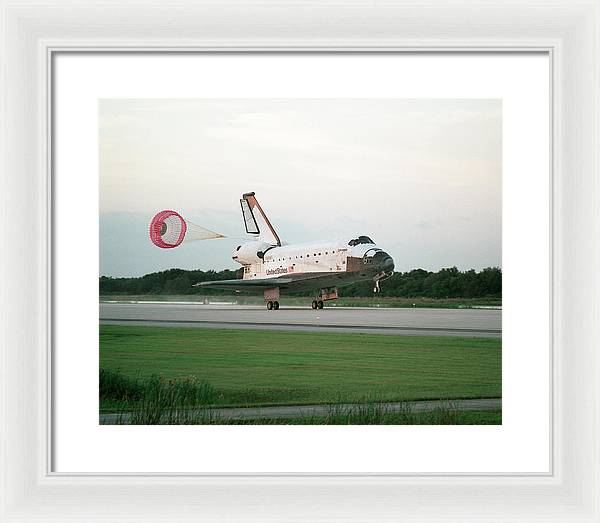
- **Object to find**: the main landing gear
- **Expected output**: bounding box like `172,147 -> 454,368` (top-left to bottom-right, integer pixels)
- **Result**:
311,287 -> 336,310
266,300 -> 280,310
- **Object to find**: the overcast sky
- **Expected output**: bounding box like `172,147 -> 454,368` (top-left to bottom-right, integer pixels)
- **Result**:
100,98 -> 501,277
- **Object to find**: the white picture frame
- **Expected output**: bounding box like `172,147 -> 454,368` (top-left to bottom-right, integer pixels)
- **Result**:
1,0 -> 598,521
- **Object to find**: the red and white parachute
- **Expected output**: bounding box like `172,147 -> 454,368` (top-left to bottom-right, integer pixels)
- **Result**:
149,210 -> 225,249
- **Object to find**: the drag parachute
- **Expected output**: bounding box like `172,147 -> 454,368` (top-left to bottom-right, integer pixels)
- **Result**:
149,210 -> 225,249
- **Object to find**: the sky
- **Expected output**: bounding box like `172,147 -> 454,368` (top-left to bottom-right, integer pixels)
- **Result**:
99,99 -> 501,277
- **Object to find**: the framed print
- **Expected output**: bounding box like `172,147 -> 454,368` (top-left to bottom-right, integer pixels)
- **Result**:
1,0 -> 599,521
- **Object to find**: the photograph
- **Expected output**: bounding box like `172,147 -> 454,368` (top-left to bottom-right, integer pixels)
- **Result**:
98,98 -> 502,425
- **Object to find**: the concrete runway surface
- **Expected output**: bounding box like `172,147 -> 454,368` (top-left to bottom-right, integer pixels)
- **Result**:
100,302 -> 501,338
99,397 -> 501,424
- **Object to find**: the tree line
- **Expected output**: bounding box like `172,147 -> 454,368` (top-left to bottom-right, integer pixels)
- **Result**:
99,266 -> 501,299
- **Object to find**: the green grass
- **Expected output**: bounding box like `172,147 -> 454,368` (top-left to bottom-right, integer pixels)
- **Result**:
106,400 -> 501,425
220,409 -> 502,425
100,368 -> 217,423
100,295 -> 501,309
100,325 -> 501,410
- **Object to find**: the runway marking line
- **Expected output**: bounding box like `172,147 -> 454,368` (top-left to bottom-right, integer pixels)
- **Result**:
100,317 -> 501,335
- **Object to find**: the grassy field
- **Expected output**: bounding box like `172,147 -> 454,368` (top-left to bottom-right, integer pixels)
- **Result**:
100,295 -> 501,309
100,325 -> 501,412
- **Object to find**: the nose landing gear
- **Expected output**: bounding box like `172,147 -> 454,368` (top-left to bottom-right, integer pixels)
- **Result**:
311,300 -> 324,310
266,300 -> 280,310
373,270 -> 393,293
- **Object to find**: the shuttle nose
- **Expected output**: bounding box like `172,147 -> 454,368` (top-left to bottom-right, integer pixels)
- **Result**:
381,254 -> 395,272
372,251 -> 395,272
383,256 -> 394,272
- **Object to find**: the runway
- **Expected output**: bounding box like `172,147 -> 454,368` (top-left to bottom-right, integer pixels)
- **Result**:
100,302 -> 501,338
99,397 -> 501,424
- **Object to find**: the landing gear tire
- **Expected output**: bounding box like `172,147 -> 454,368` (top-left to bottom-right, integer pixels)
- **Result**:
267,301 -> 274,310
273,301 -> 280,310
311,300 -> 318,310
317,300 -> 324,309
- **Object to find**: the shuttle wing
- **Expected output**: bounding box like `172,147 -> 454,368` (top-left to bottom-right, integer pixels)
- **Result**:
196,277 -> 294,291
196,271 -> 353,293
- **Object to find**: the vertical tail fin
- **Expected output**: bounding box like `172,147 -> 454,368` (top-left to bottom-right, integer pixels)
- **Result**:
239,192 -> 281,246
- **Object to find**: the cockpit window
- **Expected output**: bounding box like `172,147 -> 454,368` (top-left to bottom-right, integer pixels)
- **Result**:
348,236 -> 375,246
